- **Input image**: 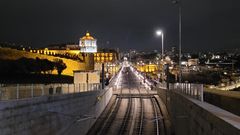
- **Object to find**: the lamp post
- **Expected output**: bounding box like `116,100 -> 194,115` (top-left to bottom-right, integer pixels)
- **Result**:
155,30 -> 164,59
172,0 -> 182,82
156,30 -> 164,83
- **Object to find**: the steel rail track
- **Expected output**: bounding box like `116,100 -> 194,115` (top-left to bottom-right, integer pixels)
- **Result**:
137,86 -> 144,135
146,88 -> 160,135
147,88 -> 167,135
97,66 -> 167,135
97,86 -> 123,135
118,69 -> 132,135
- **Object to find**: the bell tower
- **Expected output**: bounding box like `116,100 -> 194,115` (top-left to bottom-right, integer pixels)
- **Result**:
79,32 -> 97,70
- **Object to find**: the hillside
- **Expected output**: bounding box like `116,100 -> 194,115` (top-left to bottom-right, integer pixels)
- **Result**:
0,48 -> 85,76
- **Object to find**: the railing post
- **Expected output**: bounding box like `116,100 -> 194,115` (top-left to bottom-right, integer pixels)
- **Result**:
31,84 -> 34,98
68,84 -> 69,94
74,84 -> 75,93
186,83 -> 188,94
82,83 -> 84,91
200,84 -> 204,102
16,84 -> 19,99
53,84 -> 55,95
188,83 -> 190,95
182,83 -> 184,93
191,84 -> 193,96
181,83 -> 183,93
0,84 -> 1,100
42,84 -> 44,96
185,83 -> 187,94
194,87 -> 197,99
192,84 -> 195,97
60,83 -> 62,94
81,83 -> 82,91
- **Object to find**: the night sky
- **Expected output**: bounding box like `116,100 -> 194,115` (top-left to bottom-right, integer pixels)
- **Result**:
0,0 -> 239,52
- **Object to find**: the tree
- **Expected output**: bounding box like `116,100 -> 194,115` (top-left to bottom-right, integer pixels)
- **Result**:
39,59 -> 55,74
54,59 -> 67,75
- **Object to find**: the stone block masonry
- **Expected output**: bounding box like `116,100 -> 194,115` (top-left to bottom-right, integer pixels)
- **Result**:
0,88 -> 112,135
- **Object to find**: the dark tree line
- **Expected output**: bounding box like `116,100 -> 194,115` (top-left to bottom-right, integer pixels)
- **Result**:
0,57 -> 67,75
182,71 -> 221,85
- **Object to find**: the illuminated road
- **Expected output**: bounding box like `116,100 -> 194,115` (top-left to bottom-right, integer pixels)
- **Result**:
88,64 -> 167,135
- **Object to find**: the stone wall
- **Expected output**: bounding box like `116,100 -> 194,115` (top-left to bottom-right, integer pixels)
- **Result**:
156,88 -> 240,135
0,88 -> 112,135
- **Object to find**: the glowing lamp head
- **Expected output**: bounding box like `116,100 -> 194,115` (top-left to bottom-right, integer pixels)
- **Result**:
156,30 -> 162,36
86,32 -> 90,36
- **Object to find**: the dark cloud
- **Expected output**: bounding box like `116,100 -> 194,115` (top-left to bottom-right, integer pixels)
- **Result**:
0,0 -> 239,52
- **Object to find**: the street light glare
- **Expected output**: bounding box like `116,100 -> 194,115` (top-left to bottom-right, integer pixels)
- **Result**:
156,30 -> 162,36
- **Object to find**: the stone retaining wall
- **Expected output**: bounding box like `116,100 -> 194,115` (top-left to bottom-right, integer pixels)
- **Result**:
0,88 -> 112,135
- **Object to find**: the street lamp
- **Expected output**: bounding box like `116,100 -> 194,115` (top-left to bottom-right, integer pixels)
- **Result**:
172,0 -> 182,82
156,30 -> 164,83
155,30 -> 164,59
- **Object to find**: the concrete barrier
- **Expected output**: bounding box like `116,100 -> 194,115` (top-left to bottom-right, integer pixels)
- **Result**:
0,88 -> 112,135
156,88 -> 240,135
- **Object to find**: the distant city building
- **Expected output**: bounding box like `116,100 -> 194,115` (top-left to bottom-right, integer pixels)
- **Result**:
28,32 -> 119,63
66,44 -> 79,50
188,59 -> 199,66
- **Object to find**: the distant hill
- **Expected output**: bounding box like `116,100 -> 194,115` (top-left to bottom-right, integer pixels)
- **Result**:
0,48 -> 85,76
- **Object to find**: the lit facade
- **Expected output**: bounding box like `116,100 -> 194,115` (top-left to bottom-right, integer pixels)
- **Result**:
79,32 -> 97,53
137,64 -> 158,73
28,32 -> 119,63
94,52 -> 118,63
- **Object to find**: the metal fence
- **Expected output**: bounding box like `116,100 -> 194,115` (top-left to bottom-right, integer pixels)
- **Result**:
0,83 -> 101,100
169,83 -> 204,102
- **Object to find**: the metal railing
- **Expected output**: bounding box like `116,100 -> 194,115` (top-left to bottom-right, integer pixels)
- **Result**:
0,83 -> 101,101
169,83 -> 204,102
